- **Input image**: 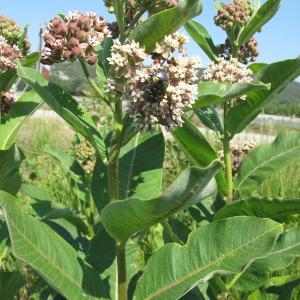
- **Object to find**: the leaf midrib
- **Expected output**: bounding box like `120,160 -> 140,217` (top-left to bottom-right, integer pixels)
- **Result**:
236,143 -> 300,190
143,224 -> 282,300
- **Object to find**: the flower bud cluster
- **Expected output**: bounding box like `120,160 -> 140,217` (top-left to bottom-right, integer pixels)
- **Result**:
203,57 -> 252,83
41,11 -> 111,65
214,2 -> 250,30
75,139 -> 95,174
233,0 -> 254,16
0,36 -> 23,74
0,16 -> 30,55
0,89 -> 16,115
219,141 -> 256,175
218,37 -> 259,64
107,33 -> 201,131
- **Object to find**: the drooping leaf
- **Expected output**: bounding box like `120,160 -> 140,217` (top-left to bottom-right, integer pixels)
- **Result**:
0,191 -> 107,300
195,106 -> 224,135
237,0 -> 281,47
129,0 -> 202,53
134,216 -> 282,300
16,63 -> 107,158
214,197 -> 300,223
101,162 -> 221,241
234,228 -> 300,292
235,132 -> 300,191
225,57 -> 300,135
172,119 -> 227,196
193,81 -> 269,109
0,90 -> 42,150
184,20 -> 218,62
119,130 -> 165,200
0,145 -> 24,195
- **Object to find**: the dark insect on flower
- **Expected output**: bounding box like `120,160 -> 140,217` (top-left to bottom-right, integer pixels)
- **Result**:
143,70 -> 169,103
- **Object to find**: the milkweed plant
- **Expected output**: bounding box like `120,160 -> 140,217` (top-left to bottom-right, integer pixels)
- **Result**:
0,0 -> 300,299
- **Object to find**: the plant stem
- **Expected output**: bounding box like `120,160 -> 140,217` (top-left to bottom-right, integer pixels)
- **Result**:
107,97 -> 127,300
116,240 -> 127,300
223,103 -> 233,203
79,58 -> 112,109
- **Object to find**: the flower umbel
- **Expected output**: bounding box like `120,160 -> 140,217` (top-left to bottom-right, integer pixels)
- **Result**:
107,33 -> 201,131
0,35 -> 23,74
0,89 -> 16,115
41,11 -> 111,65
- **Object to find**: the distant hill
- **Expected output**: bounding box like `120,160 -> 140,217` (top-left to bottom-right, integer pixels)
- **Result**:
273,81 -> 300,104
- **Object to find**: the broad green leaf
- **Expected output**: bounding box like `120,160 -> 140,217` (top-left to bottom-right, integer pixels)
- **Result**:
22,184 -> 52,201
0,191 -> 107,300
248,62 -> 268,74
195,106 -> 224,135
134,216 -> 283,300
101,162 -> 221,241
234,228 -> 300,292
214,197 -> 300,222
0,145 -> 23,195
129,0 -> 202,53
184,20 -> 218,62
226,57 -> 300,135
0,90 -> 42,150
193,81 -> 270,109
98,37 -> 113,78
0,271 -> 26,300
172,119 -> 227,196
21,52 -> 40,67
119,130 -> 165,200
235,132 -> 300,191
16,63 -> 107,158
237,0 -> 281,47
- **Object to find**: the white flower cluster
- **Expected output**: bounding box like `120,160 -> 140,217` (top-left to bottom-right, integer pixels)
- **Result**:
203,57 -> 252,83
107,40 -> 148,78
106,33 -> 201,131
0,35 -> 23,73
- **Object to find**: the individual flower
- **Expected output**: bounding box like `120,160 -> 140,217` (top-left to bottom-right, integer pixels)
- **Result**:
218,37 -> 259,64
107,33 -> 201,131
0,89 -> 16,115
214,2 -> 250,30
0,35 -> 23,74
203,57 -> 252,83
0,15 -> 30,55
40,11 -> 111,65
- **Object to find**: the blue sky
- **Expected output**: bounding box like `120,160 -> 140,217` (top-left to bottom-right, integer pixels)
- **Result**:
1,0 -> 300,66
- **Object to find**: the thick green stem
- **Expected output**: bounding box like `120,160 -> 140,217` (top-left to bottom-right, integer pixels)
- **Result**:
79,58 -> 112,109
223,103 -> 233,203
116,241 -> 127,300
107,98 -> 127,300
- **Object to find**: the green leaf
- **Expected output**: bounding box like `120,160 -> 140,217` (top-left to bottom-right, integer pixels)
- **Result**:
235,132 -> 300,191
0,145 -> 23,195
119,130 -> 165,200
129,0 -> 202,53
184,20 -> 218,62
172,119 -> 227,196
0,191 -> 107,300
134,216 -> 282,300
101,162 -> 221,241
193,81 -> 270,109
0,90 -> 42,150
234,228 -> 300,292
248,62 -> 268,74
21,52 -> 40,67
225,57 -> 300,135
214,197 -> 300,222
98,37 -> 113,78
195,106 -> 224,135
0,271 -> 26,300
237,0 -> 281,47
0,70 -> 16,93
16,63 -> 107,158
